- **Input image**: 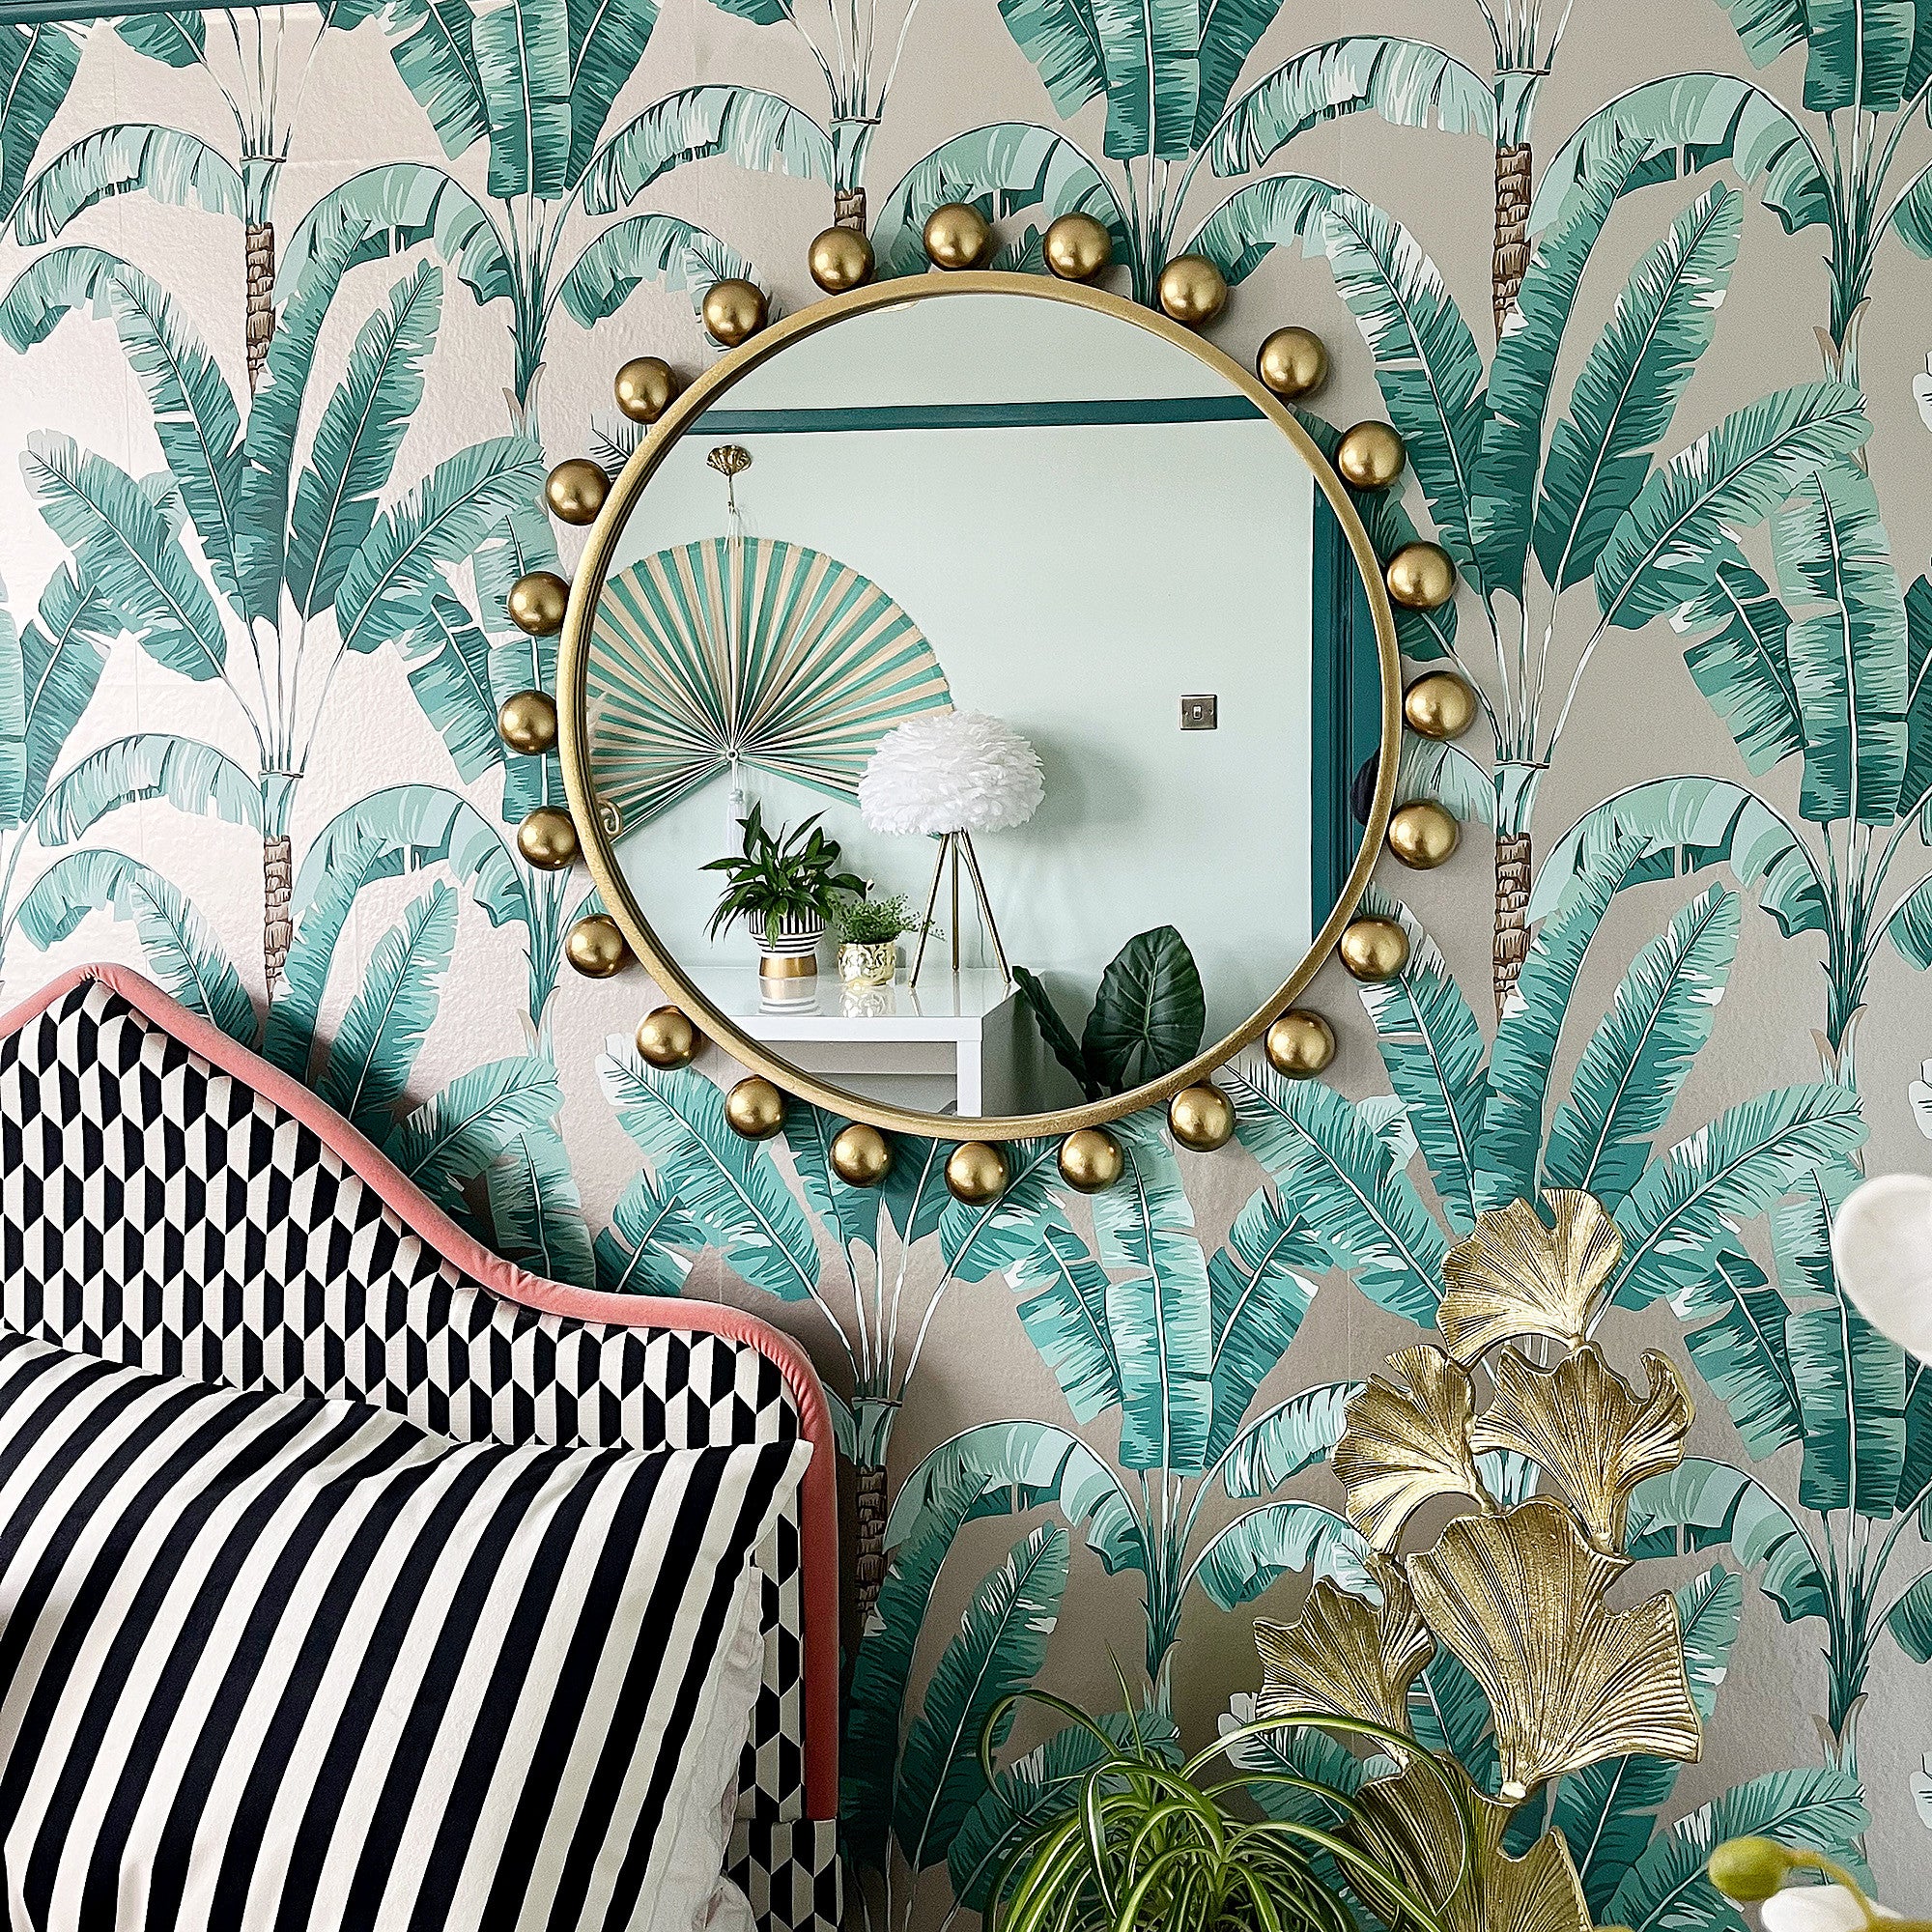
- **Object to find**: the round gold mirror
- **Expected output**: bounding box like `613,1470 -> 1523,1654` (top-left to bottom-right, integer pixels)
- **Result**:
559,273 -> 1398,1139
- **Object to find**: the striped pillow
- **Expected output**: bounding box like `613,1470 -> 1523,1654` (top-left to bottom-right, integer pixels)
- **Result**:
0,1329 -> 810,1932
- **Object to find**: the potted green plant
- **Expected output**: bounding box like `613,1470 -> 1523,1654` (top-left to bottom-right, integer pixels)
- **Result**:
702,805 -> 866,980
983,1690 -> 1467,1932
828,892 -> 937,987
1012,925 -> 1207,1099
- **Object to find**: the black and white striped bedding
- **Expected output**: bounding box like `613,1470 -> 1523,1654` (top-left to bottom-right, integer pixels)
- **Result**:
0,1329 -> 810,1932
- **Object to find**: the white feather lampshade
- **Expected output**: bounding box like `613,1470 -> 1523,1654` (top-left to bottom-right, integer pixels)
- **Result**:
1831,1172 -> 1932,1356
858,711 -> 1044,837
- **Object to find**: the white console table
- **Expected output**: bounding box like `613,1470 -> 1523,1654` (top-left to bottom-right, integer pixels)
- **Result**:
691,967 -> 1022,1117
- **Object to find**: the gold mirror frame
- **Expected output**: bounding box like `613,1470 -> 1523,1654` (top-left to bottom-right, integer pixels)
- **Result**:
557,270 -> 1401,1141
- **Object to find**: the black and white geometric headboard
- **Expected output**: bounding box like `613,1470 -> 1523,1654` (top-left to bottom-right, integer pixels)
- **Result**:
0,964 -> 842,1932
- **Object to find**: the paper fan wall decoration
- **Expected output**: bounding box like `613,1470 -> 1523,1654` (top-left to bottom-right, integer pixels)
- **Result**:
587,536 -> 953,830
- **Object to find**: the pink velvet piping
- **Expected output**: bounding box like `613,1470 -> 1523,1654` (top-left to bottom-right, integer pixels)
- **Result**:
0,962 -> 841,1822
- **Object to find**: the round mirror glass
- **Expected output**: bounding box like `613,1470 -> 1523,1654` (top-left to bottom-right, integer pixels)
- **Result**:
561,277 -> 1396,1134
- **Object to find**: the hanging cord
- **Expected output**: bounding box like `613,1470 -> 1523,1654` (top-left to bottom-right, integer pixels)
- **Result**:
709,447 -> 755,839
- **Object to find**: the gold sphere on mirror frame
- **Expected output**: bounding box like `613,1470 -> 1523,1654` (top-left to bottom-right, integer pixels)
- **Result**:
1043,213 -> 1112,282
497,688 -> 558,755
1058,1127 -> 1123,1193
614,355 -> 680,423
1385,541 -> 1457,611
545,458 -> 610,525
831,1122 -> 892,1186
565,913 -> 631,978
1168,1083 -> 1236,1151
636,1006 -> 697,1068
1255,327 -> 1327,399
1156,254 -> 1228,327
506,569 -> 568,637
923,202 -> 992,270
809,226 -> 875,293
946,1140 -> 1009,1205
1387,799 -> 1461,870
1265,1009 -> 1335,1080
1334,420 -> 1406,490
1340,917 -> 1410,982
702,279 -> 768,347
1403,670 -> 1478,742
725,1075 -> 786,1140
516,806 -> 579,870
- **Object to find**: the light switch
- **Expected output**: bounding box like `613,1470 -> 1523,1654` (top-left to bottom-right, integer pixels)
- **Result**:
1180,694 -> 1218,730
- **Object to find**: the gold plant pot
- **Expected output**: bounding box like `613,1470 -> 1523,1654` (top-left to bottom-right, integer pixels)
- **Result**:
838,941 -> 898,988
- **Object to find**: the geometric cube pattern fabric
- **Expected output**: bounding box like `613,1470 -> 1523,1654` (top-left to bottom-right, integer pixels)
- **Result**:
0,975 -> 836,1932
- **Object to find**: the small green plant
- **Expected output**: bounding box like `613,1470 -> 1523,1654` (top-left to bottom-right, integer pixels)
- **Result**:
830,892 -> 936,945
984,1690 -> 1468,1932
1013,926 -> 1207,1099
702,804 -> 866,944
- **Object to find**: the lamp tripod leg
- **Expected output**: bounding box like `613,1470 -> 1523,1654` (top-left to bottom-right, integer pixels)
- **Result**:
957,832 -> 1012,987
910,834 -> 948,985
951,838 -> 961,974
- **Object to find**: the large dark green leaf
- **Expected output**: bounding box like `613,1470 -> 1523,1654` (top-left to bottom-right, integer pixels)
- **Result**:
1773,460 -> 1908,826
1796,0 -> 1917,110
0,24 -> 81,224
1535,184 -> 1744,594
1204,1182 -> 1324,1462
1543,884 -> 1741,1206
472,0 -> 571,200
1529,74 -> 1832,241
1676,1237 -> 1804,1459
564,0 -> 661,183
999,0 -> 1196,160
1680,536 -> 1802,776
13,123 -> 242,243
1321,189 -> 1487,574
1625,1459 -> 1830,1625
1081,925 -> 1205,1094
1594,383 -> 1869,632
578,86 -> 831,213
894,1526 -> 1069,1871
385,0 -> 490,159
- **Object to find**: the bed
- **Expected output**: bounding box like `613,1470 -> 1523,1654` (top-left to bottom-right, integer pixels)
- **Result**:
0,963 -> 842,1932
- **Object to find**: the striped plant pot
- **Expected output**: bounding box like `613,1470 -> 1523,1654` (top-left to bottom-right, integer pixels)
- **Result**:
750,909 -> 824,979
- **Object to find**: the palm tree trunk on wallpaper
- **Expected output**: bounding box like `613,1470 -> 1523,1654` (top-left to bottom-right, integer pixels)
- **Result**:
1492,143 -> 1531,333
264,835 -> 294,991
834,186 -> 865,229
854,1462 -> 888,1627
1494,832 -> 1531,1012
245,222 -> 275,392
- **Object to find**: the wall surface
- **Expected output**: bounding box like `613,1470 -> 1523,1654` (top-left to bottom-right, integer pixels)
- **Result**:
1,0 -> 1930,1920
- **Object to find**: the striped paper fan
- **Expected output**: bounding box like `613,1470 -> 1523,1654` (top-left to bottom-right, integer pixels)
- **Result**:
587,535 -> 953,830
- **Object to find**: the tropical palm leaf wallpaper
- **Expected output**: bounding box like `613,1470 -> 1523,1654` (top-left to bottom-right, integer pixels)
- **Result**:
1,0 -> 1930,1918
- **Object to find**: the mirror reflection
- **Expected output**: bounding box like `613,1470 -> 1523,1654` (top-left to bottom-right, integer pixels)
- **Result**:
583,288 -> 1381,1121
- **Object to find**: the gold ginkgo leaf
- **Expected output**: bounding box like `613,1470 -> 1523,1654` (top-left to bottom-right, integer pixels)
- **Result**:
1350,1756 -> 1590,1932
1437,1192 -> 1622,1363
1256,1565 -> 1435,1733
1406,1498 -> 1700,1799
1471,1344 -> 1693,1554
1333,1346 -> 1490,1550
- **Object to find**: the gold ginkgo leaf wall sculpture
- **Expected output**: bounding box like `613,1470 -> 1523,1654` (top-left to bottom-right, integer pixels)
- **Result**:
1254,1191 -> 1703,1932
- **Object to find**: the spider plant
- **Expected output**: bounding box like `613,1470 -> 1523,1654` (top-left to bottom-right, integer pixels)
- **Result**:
983,1689 -> 1469,1932
702,804 -> 867,944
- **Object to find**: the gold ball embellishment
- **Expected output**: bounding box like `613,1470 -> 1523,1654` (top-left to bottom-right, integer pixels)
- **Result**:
809,226 -> 874,293
636,1006 -> 697,1068
1385,541 -> 1457,611
946,1140 -> 1009,1206
725,1075 -> 785,1140
831,1122 -> 892,1186
545,458 -> 610,526
614,355 -> 680,423
507,570 -> 568,637
1387,800 -> 1461,870
497,688 -> 558,755
1334,421 -> 1407,490
1043,212 -> 1113,282
1265,1009 -> 1335,1080
1168,1084 -> 1236,1152
1403,670 -> 1478,742
1256,327 -> 1327,400
702,279 -> 768,348
1340,917 -> 1410,982
565,913 -> 631,978
923,203 -> 992,271
1058,1127 -> 1123,1194
1157,254 -> 1228,327
516,806 -> 579,871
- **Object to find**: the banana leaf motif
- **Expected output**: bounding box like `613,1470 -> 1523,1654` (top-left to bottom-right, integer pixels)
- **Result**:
586,536 -> 952,829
